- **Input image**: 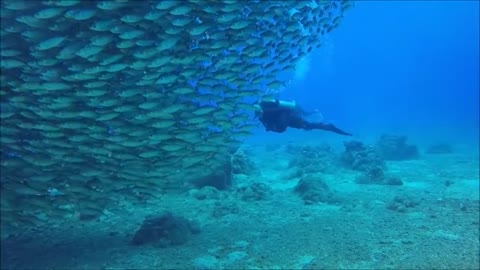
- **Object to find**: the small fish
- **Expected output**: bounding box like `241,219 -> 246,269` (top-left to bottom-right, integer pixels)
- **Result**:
36,36 -> 65,50
217,13 -> 238,24
333,15 -> 344,25
188,25 -> 210,36
169,6 -> 192,16
97,1 -> 127,10
120,14 -> 143,24
3,1 -> 35,10
144,10 -> 163,20
156,74 -> 178,85
64,9 -> 96,20
34,7 -> 65,19
0,59 -> 25,69
75,45 -> 104,58
105,63 -> 128,72
171,17 -> 193,27
156,37 -> 180,51
156,1 -> 180,10
220,4 -> 239,13
16,15 -> 43,28
52,0 -> 81,7
90,19 -> 116,31
119,30 -> 144,40
229,20 -> 250,30
91,35 -> 113,46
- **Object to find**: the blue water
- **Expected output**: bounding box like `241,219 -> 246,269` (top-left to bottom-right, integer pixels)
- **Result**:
281,1 -> 479,145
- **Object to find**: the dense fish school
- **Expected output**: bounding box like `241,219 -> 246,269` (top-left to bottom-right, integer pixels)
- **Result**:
0,0 -> 352,234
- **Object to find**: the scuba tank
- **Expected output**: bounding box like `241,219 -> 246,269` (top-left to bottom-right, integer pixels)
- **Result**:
258,98 -> 297,112
262,98 -> 296,109
278,100 -> 296,109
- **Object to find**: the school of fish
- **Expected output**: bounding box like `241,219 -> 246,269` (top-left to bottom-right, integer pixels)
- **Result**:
0,0 -> 353,233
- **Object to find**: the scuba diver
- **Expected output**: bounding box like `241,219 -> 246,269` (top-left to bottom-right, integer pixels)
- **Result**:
254,99 -> 352,136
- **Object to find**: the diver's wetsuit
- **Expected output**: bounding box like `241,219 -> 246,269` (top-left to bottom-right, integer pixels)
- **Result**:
257,99 -> 352,136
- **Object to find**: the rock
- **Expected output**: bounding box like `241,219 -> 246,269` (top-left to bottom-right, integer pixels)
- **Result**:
190,186 -> 220,200
212,201 -> 239,218
131,212 -> 200,246
231,150 -> 256,175
294,175 -> 336,204
193,255 -> 219,270
236,182 -> 272,201
376,134 -> 419,160
341,140 -> 385,172
355,166 -> 403,186
190,161 -> 232,190
386,196 -> 420,212
288,144 -> 336,174
225,251 -> 248,265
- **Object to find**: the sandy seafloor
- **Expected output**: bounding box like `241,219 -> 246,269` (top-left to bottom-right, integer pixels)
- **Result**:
1,136 -> 479,270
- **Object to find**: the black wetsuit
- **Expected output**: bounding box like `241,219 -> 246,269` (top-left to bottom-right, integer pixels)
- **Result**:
257,100 -> 352,136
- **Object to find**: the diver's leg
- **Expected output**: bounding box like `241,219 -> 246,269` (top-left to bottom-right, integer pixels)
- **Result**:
287,115 -> 308,130
304,122 -> 352,136
274,111 -> 289,132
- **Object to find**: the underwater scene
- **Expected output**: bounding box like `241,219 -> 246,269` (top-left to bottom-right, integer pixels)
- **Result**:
0,0 -> 479,269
